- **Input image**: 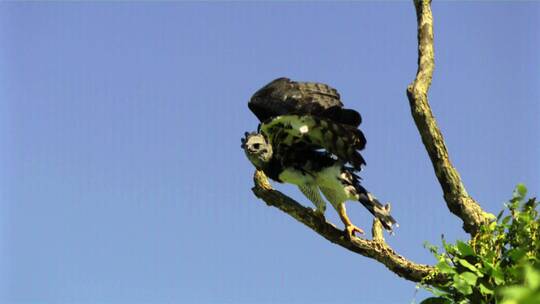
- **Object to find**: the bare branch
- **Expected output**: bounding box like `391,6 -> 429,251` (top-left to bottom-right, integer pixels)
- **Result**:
406,0 -> 492,235
252,170 -> 447,285
371,219 -> 385,243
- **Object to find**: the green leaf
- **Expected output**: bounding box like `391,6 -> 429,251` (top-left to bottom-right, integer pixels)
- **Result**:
507,266 -> 522,278
436,261 -> 456,274
427,286 -> 452,297
508,248 -> 527,262
441,237 -> 455,254
452,274 -> 473,295
496,209 -> 505,221
420,185 -> 540,303
510,200 -> 520,212
460,271 -> 478,286
456,240 -> 474,256
502,215 -> 512,226
424,241 -> 439,255
524,198 -> 538,211
499,286 -> 529,300
458,259 -> 479,273
516,183 -> 527,198
492,267 -> 505,285
524,266 -> 540,289
483,253 -> 496,265
420,297 -> 452,304
479,283 -> 494,295
482,260 -> 493,269
477,261 -> 492,275
519,212 -> 532,223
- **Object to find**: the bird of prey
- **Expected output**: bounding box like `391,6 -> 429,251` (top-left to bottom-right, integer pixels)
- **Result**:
242,78 -> 397,237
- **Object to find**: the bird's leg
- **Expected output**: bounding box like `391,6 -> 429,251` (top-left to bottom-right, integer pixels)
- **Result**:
337,203 -> 364,237
297,185 -> 326,219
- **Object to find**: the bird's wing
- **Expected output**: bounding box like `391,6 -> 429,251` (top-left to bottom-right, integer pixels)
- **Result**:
248,78 -> 361,126
260,115 -> 366,170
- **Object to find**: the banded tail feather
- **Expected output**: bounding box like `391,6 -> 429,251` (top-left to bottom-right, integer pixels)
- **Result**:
342,169 -> 397,232
357,193 -> 397,232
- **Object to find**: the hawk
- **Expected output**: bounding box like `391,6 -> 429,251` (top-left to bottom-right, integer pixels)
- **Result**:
242,78 -> 397,237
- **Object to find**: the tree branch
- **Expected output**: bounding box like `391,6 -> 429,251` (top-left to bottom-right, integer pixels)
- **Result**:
252,170 -> 447,285
245,0 -> 494,287
406,0 -> 492,235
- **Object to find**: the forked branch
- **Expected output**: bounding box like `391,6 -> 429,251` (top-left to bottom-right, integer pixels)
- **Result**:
248,0 -> 489,285
406,0 -> 492,235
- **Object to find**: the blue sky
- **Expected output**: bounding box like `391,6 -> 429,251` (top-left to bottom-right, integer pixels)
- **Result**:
0,2 -> 538,303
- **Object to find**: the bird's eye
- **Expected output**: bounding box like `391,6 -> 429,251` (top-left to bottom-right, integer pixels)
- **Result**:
253,143 -> 261,149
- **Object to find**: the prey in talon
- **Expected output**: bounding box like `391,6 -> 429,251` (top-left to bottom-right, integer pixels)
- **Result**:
241,78 -> 397,238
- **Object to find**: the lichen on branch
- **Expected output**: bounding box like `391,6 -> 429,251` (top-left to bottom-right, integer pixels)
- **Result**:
406,0 -> 492,235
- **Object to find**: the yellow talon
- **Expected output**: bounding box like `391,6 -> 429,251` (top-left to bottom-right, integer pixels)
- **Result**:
346,224 -> 365,238
337,203 -> 364,238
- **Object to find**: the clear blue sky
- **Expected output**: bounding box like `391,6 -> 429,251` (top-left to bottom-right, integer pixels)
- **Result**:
0,2 -> 538,303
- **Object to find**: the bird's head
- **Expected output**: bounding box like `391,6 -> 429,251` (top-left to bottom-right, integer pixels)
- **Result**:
241,132 -> 273,169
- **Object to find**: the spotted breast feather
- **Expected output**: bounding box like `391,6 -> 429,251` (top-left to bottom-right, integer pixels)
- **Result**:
260,114 -> 366,170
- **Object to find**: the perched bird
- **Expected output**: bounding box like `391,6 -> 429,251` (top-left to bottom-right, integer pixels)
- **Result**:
242,78 -> 397,237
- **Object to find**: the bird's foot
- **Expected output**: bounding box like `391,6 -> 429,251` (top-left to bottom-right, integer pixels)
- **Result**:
345,224 -> 365,238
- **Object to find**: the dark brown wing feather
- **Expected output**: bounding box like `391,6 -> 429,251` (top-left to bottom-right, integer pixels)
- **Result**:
248,77 -> 361,127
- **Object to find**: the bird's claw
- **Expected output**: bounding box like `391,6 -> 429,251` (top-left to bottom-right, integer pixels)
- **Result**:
346,224 -> 365,238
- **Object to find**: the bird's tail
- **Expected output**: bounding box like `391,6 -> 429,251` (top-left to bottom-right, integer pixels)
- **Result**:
357,191 -> 398,233
343,169 -> 397,232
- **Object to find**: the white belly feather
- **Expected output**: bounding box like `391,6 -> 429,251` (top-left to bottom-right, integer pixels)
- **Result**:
315,165 -> 353,206
279,164 -> 355,208
278,168 -> 316,185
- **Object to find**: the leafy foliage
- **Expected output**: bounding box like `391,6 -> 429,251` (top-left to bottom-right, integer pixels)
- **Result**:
421,184 -> 540,304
